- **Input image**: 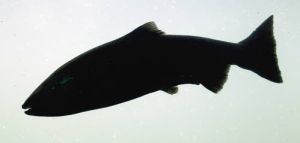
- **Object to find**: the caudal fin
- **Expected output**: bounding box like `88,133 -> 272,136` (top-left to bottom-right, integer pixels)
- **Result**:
238,15 -> 283,83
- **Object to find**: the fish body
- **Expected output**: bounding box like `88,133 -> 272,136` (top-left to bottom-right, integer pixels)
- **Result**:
22,16 -> 282,116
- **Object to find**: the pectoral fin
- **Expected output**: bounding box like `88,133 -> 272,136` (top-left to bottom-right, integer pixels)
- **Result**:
162,86 -> 178,95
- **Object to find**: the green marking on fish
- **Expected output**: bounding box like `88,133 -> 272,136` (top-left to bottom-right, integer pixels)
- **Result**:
59,76 -> 74,85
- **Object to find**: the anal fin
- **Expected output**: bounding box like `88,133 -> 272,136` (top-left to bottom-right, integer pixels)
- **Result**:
201,64 -> 230,93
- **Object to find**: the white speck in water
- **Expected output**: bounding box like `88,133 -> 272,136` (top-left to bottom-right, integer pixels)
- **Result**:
105,3 -> 111,8
178,131 -> 184,137
167,19 -> 173,23
112,133 -> 118,139
38,14 -> 46,18
215,129 -> 220,133
138,120 -> 145,126
153,5 -> 159,10
83,3 -> 92,8
74,138 -> 80,142
170,0 -> 176,9
228,126 -> 238,132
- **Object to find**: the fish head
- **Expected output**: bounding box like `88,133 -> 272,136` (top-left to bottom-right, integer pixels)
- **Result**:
22,70 -> 88,116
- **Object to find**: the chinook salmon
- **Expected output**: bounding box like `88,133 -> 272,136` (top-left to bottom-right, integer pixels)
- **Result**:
22,15 -> 282,116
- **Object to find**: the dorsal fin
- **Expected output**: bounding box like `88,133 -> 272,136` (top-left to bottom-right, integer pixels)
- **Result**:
128,22 -> 164,36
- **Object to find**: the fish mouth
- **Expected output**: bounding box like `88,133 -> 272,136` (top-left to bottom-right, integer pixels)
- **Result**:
22,99 -> 33,114
22,105 -> 61,117
22,102 -> 42,116
22,98 -> 57,116
22,99 -> 85,117
23,107 -> 53,116
23,107 -> 34,115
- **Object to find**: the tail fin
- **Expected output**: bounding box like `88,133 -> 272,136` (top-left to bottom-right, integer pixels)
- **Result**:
238,15 -> 283,83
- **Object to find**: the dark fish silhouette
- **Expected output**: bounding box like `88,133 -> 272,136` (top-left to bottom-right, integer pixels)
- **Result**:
22,16 -> 282,116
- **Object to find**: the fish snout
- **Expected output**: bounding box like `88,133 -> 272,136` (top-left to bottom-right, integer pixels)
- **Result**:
22,84 -> 47,114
